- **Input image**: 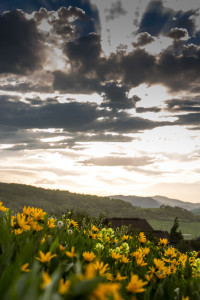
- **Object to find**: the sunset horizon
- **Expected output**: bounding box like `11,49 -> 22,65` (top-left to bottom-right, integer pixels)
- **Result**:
0,0 -> 200,203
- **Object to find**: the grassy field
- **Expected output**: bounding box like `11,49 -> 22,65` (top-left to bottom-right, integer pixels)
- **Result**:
148,219 -> 200,239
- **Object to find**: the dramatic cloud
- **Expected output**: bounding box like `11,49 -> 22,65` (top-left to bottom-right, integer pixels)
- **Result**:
132,32 -> 155,47
136,106 -> 161,113
0,0 -> 200,201
100,82 -> 136,110
167,27 -> 188,40
165,97 -> 200,112
0,95 -> 171,134
64,32 -> 102,71
139,0 -> 173,36
176,113 -> 200,126
0,10 -> 46,74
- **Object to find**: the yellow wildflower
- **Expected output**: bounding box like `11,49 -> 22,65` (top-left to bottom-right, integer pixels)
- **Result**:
91,282 -> 122,300
70,220 -> 79,229
91,225 -> 99,232
153,258 -> 166,270
40,237 -> 46,244
66,246 -> 76,258
40,234 -> 50,244
153,259 -> 168,279
0,201 -> 8,212
17,213 -> 31,231
139,232 -> 146,243
92,260 -> 109,276
84,263 -> 96,279
145,274 -> 153,282
158,238 -> 168,247
115,272 -> 127,281
59,244 -> 65,251
189,257 -> 196,266
89,230 -> 98,239
41,272 -> 51,289
112,251 -> 122,260
164,247 -> 177,258
82,251 -> 96,262
142,247 -> 150,256
13,228 -> 23,235
11,215 -> 16,227
36,251 -> 57,263
48,218 -> 56,228
114,237 -> 118,244
31,221 -> 43,231
182,296 -> 189,300
148,266 -> 156,275
58,278 -> 70,295
135,256 -> 147,267
105,272 -> 114,281
121,255 -> 131,264
122,235 -> 129,241
23,206 -> 32,216
21,263 -> 30,272
127,274 -> 147,293
32,208 -> 46,220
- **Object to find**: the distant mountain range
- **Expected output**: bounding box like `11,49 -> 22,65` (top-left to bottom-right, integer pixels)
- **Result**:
110,195 -> 200,212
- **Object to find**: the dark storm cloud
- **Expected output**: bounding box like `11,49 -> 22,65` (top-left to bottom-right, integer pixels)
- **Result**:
167,27 -> 188,40
136,106 -> 161,113
120,48 -> 156,86
176,113 -> 200,126
0,94 -> 171,135
165,97 -> 200,112
79,155 -> 154,167
149,50 -> 200,92
53,70 -> 99,94
100,82 -> 136,110
2,2 -> 200,117
46,6 -> 96,39
0,0 -> 100,29
0,95 -> 102,131
58,37 -> 200,95
0,10 -> 46,75
132,32 -> 155,47
56,30 -> 200,95
64,33 -> 102,71
139,0 -> 197,37
105,1 -> 127,22
173,9 -> 197,37
139,0 -> 173,36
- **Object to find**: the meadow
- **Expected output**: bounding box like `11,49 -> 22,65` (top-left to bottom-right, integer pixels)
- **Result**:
1,201 -> 200,300
148,219 -> 200,240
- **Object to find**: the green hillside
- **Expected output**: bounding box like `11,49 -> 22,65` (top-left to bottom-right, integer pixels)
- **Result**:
0,182 -> 200,223
0,182 -> 136,217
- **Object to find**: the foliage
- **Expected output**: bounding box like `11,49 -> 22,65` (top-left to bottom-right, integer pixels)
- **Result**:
169,217 -> 184,244
1,202 -> 200,299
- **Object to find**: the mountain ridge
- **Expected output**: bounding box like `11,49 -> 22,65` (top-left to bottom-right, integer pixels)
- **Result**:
110,195 -> 200,211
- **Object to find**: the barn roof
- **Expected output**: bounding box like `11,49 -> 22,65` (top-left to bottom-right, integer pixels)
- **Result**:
104,217 -> 154,232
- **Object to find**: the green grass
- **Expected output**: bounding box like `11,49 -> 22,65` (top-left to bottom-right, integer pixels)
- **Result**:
148,219 -> 200,239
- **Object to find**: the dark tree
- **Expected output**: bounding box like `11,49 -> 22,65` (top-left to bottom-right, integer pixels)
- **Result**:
169,217 -> 183,244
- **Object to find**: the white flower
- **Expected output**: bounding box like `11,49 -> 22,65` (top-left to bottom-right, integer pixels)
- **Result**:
56,221 -> 64,229
67,229 -> 73,235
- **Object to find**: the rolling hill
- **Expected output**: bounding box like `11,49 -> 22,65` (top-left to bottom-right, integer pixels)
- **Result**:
0,182 -> 200,222
110,195 -> 200,212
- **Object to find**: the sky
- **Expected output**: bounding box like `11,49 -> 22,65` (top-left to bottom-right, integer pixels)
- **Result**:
0,0 -> 200,202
